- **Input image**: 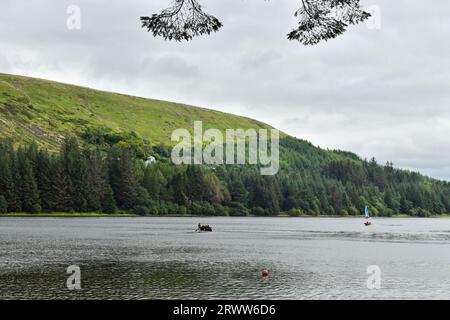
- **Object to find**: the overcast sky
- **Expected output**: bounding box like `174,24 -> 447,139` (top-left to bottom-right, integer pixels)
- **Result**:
1,0 -> 449,180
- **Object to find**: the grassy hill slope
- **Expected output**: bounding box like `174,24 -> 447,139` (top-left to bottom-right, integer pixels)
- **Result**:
0,73 -> 273,150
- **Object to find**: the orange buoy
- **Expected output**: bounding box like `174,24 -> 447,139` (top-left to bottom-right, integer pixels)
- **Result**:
262,270 -> 269,277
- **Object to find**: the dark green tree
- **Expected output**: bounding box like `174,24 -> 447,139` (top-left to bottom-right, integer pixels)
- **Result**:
61,137 -> 88,211
0,150 -> 18,212
16,149 -> 41,213
85,149 -> 108,212
35,149 -> 53,211
108,146 -> 138,210
102,184 -> 117,214
0,195 -> 7,213
50,160 -> 74,212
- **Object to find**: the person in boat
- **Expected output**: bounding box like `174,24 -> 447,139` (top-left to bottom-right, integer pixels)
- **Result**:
198,223 -> 212,232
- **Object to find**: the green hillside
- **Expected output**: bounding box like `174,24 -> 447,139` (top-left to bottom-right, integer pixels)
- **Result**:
0,73 -> 272,149
1,73 -> 449,217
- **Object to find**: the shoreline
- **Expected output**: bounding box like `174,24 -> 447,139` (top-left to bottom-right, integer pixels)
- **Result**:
1,213 -> 449,218
0,213 -> 136,217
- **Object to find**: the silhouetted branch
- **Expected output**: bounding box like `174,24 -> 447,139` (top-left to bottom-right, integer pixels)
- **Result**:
288,0 -> 371,45
141,0 -> 222,41
141,0 -> 370,45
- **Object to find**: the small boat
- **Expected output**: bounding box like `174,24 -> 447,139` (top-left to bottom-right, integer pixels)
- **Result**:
197,224 -> 213,232
364,206 -> 372,226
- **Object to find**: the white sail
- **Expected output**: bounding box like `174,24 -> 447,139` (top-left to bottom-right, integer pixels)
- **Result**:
364,206 -> 370,219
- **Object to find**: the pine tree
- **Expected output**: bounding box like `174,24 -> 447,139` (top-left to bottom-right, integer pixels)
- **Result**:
9,150 -> 22,212
248,176 -> 281,214
35,149 -> 53,211
204,173 -> 229,205
229,174 -> 249,206
0,152 -> 17,212
186,166 -> 206,201
143,167 -> 167,201
170,171 -> 189,206
384,188 -> 395,210
0,195 -> 7,213
102,183 -> 117,214
17,150 -> 41,213
61,137 -> 88,211
400,195 -> 413,215
108,146 -> 138,210
85,149 -> 107,212
50,160 -> 73,212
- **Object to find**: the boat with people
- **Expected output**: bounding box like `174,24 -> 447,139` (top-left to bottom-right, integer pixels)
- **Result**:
197,223 -> 213,232
364,206 -> 372,226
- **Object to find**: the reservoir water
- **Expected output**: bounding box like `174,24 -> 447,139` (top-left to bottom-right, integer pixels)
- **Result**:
1,217 -> 450,299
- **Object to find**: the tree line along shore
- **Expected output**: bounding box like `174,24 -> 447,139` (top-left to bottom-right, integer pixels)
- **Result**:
0,136 -> 449,217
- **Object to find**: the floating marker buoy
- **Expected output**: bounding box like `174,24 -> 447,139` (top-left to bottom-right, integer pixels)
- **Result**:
262,270 -> 269,277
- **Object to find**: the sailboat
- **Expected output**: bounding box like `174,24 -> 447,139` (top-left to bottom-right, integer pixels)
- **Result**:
364,206 -> 372,226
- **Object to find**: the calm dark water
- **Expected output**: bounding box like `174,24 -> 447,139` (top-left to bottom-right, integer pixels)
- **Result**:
1,217 -> 450,299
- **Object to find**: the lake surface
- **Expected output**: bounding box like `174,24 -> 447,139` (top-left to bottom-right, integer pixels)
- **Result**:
1,217 -> 450,300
